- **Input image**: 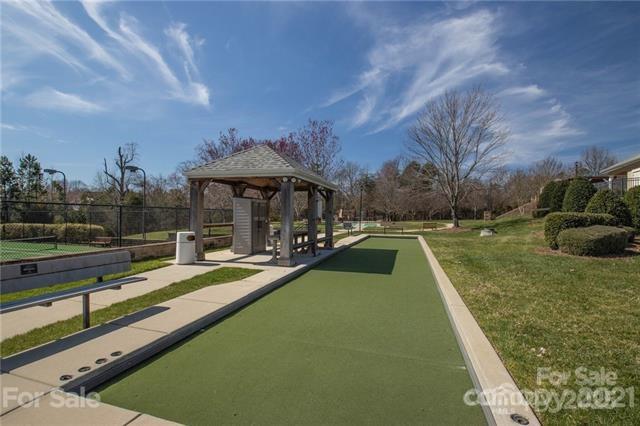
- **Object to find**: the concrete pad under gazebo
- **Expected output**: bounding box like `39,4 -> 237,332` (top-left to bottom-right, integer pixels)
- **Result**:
184,145 -> 338,266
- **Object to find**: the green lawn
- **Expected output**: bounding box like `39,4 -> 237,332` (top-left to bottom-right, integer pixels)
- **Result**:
97,237 -> 484,425
422,217 -> 640,425
126,226 -> 233,241
1,267 -> 259,357
0,257 -> 172,303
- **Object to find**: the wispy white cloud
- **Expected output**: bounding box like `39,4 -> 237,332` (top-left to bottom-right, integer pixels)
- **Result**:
81,1 -> 209,107
326,9 -> 508,131
24,88 -> 105,114
326,7 -> 584,163
1,0 -> 210,110
165,22 -> 203,78
4,0 -> 128,78
1,123 -> 26,131
505,98 -> 584,162
499,85 -> 546,99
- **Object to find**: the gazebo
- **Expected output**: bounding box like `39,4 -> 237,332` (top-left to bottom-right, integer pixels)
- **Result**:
184,145 -> 338,266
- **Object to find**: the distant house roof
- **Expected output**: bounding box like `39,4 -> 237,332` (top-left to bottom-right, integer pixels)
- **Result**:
600,153 -> 640,176
184,145 -> 337,191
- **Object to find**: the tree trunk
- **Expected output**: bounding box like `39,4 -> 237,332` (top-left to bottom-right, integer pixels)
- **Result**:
451,206 -> 460,228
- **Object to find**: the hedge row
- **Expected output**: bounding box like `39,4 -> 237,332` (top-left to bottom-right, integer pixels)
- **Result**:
544,212 -> 617,249
1,223 -> 106,243
557,225 -> 628,256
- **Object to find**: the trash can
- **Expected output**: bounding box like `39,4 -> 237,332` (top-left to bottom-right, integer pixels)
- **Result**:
176,231 -> 196,264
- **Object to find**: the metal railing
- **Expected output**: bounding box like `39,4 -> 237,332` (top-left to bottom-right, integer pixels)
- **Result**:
593,177 -> 640,194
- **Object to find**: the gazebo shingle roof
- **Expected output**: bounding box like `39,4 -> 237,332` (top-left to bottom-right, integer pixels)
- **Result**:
184,145 -> 337,190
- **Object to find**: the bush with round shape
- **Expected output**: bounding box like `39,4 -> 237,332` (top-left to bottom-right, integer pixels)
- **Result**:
539,180 -> 569,212
562,178 -> 596,212
539,181 -> 557,209
585,189 -> 632,226
557,225 -> 628,256
544,212 -> 617,249
624,186 -> 640,230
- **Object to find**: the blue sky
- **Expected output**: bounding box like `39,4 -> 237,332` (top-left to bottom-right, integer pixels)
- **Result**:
1,1 -> 639,184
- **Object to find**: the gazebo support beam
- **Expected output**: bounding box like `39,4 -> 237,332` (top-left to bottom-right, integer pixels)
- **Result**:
307,186 -> 318,255
189,179 -> 209,260
324,190 -> 334,249
279,179 -> 294,266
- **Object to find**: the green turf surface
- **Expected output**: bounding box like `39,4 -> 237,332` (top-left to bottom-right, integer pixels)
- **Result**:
97,237 -> 485,425
0,241 -> 101,261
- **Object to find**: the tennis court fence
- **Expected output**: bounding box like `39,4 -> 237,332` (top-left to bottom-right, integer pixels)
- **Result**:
0,200 -> 232,250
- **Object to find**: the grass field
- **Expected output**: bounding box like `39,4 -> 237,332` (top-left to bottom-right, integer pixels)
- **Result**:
96,237 -> 484,425
0,267 -> 258,357
0,240 -> 101,261
422,217 -> 640,425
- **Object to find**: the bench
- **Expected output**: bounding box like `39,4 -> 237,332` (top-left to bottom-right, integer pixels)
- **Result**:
422,222 -> 439,231
203,222 -> 234,237
0,252 -> 147,329
383,226 -> 404,234
293,239 -> 317,256
343,222 -> 354,235
90,236 -> 112,247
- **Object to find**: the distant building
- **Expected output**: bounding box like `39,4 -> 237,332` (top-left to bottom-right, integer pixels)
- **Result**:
600,153 -> 640,192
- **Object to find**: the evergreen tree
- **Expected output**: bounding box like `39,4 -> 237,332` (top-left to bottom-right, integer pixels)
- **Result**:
0,155 -> 19,201
17,154 -> 46,201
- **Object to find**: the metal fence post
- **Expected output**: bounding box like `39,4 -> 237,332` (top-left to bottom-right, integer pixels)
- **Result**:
118,205 -> 123,247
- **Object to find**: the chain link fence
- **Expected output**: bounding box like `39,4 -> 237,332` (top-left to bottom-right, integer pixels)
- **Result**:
0,200 -> 232,260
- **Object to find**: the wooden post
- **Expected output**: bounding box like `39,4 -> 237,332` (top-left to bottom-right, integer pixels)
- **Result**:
279,178 -> 294,266
189,180 -> 206,261
324,190 -> 334,248
307,186 -> 318,255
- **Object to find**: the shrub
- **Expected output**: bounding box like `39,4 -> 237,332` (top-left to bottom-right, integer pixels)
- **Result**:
620,226 -> 636,243
544,212 -> 617,249
586,189 -> 632,226
624,186 -> 640,230
562,178 -> 596,212
557,225 -> 628,256
532,208 -> 551,218
0,223 -> 105,243
539,181 -> 557,209
539,180 -> 569,212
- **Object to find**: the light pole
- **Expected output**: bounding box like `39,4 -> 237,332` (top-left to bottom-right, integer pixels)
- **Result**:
359,180 -> 364,232
43,169 -> 66,202
125,165 -> 147,242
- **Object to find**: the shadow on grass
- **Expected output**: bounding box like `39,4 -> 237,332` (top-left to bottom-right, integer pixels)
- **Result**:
314,248 -> 398,275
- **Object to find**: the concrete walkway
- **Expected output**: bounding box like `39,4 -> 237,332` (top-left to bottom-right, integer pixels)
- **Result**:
0,232 -> 344,340
0,234 -> 366,425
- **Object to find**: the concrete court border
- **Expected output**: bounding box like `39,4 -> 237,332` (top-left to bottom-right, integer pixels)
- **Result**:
369,233 -> 540,426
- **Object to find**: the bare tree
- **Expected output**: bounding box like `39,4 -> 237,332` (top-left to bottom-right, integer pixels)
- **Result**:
103,143 -> 138,204
374,158 -> 403,221
580,146 -> 617,176
335,161 -> 366,217
296,119 -> 342,179
407,88 -> 508,227
529,156 -> 565,191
